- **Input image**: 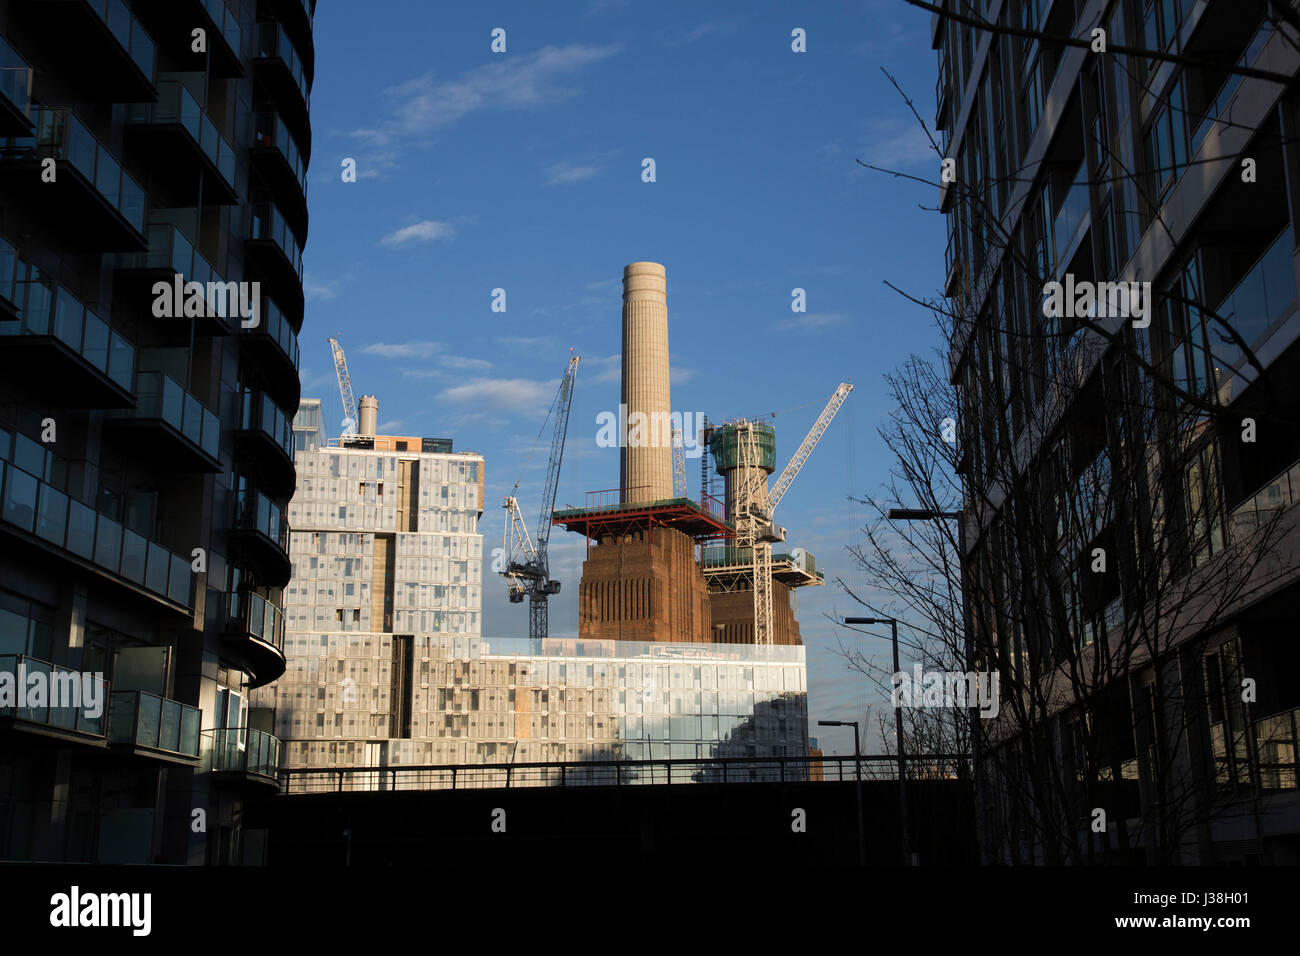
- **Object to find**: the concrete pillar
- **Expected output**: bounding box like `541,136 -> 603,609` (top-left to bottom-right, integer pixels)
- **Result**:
620,262 -> 672,504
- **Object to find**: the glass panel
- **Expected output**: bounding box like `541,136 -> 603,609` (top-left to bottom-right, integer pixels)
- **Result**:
120,527 -> 146,583
137,692 -> 161,748
3,465 -> 37,531
108,691 -> 136,743
104,0 -> 132,51
66,498 -> 96,558
18,657 -> 50,723
182,393 -> 202,446
160,699 -> 181,752
108,332 -> 133,388
95,149 -> 121,208
52,288 -> 83,349
202,408 -> 220,459
35,484 -> 67,545
81,313 -> 109,372
145,542 -> 169,595
79,673 -> 106,734
119,173 -> 145,232
66,115 -> 96,179
168,553 -> 192,606
93,515 -> 123,572
180,705 -> 200,756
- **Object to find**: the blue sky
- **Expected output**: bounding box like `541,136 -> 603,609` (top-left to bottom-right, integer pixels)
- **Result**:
300,0 -> 944,756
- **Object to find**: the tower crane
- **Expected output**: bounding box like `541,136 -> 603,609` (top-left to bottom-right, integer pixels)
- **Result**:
328,336 -> 359,437
501,354 -> 580,646
734,382 -> 853,645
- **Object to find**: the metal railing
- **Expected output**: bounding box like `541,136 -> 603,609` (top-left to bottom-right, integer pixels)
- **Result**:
227,589 -> 285,651
110,370 -> 220,461
238,387 -> 293,458
0,653 -> 107,735
82,0 -> 156,81
205,727 -> 281,778
107,689 -> 200,757
0,35 -> 32,121
1230,455 -> 1300,539
232,488 -> 289,553
279,754 -> 972,794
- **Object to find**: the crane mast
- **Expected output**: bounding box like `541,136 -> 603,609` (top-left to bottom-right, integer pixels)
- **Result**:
500,354 -> 580,647
328,336 -> 359,437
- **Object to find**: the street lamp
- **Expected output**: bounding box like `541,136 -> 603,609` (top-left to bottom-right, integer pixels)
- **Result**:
818,719 -> 864,867
844,616 -> 911,865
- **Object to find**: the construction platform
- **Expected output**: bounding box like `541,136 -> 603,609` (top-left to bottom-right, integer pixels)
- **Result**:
699,545 -> 825,591
552,490 -> 734,552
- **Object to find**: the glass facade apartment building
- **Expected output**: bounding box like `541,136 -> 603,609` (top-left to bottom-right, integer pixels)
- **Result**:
936,0 -> 1300,862
0,0 -> 313,864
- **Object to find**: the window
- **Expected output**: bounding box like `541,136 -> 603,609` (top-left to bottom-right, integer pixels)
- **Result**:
1146,81 -> 1187,201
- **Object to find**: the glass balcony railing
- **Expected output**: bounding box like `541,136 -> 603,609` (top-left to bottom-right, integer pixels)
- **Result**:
0,108 -> 146,233
228,590 -> 285,651
1191,23 -> 1273,157
0,653 -> 107,735
108,690 -> 200,758
205,726 -> 280,778
253,111 -> 307,194
239,388 -> 293,458
1211,228 -> 1295,367
110,371 -> 220,460
0,35 -> 33,122
86,0 -> 156,82
1053,160 -> 1090,262
249,202 -> 303,279
118,223 -> 231,305
126,81 -> 237,190
0,458 -> 194,606
0,263 -> 135,391
233,488 -> 288,552
257,23 -> 310,107
199,0 -> 241,57
247,296 -> 300,371
1231,456 -> 1300,539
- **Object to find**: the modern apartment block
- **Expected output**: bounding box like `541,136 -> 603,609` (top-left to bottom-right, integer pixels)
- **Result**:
255,403 -> 489,771
935,0 -> 1300,862
0,0 -> 313,863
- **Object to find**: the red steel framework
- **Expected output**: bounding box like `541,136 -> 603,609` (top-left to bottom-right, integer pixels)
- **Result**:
552,485 -> 734,557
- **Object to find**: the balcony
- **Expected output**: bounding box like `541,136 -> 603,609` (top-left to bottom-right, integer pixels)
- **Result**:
1191,23 -> 1273,159
0,109 -> 147,252
266,0 -> 315,62
1256,705 -> 1299,792
254,23 -> 311,148
107,690 -> 201,764
230,488 -> 291,586
126,81 -> 241,205
105,371 -> 222,474
935,53 -> 951,129
132,0 -> 243,78
225,590 -> 287,687
246,202 -> 304,321
14,0 -> 156,101
114,224 -> 240,337
0,36 -> 34,137
204,727 -> 281,789
1052,160 -> 1091,270
251,111 -> 308,235
0,654 -> 108,745
0,245 -> 135,409
1230,457 -> 1300,541
0,458 -> 194,611
235,388 -> 296,496
239,296 -> 300,407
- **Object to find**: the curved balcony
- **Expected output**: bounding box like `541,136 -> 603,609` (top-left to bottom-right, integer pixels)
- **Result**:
246,202 -> 304,323
265,0 -> 315,67
0,458 -> 195,611
107,690 -> 201,765
0,654 -> 108,747
203,727 -> 281,790
126,81 -> 241,205
0,109 -> 147,252
0,36 -> 34,137
251,111 -> 308,236
132,0 -> 243,78
239,296 -> 300,408
229,488 -> 291,587
114,224 -> 241,338
105,371 -> 221,474
224,590 -> 287,687
235,388 -> 296,497
0,243 -> 135,409
14,0 -> 156,102
254,23 -> 311,150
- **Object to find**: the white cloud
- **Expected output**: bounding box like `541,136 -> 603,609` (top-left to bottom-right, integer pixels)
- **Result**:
859,118 -> 936,170
438,377 -> 558,412
438,355 -> 494,371
379,220 -> 455,247
353,45 -> 620,149
304,277 -> 339,300
544,160 -> 600,186
377,419 -> 404,432
362,341 -> 439,358
775,312 -> 850,331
